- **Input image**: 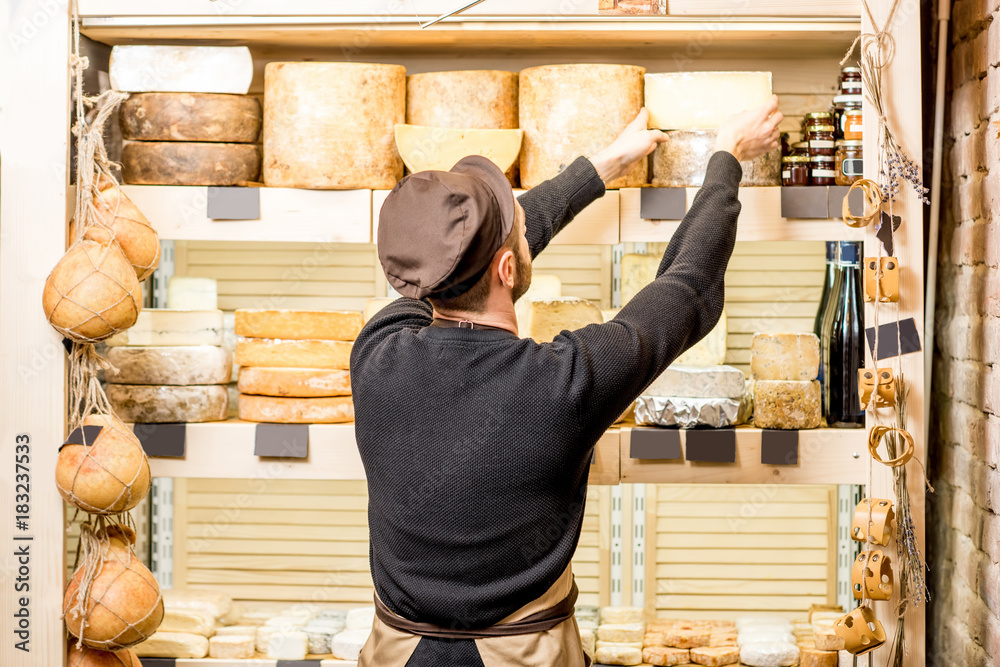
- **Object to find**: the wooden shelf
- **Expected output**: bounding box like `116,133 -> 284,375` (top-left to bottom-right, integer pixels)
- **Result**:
139,660 -> 355,666
619,426 -> 869,485
619,188 -> 867,243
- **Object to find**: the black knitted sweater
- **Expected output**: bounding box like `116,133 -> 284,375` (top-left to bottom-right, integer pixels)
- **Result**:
351,153 -> 742,661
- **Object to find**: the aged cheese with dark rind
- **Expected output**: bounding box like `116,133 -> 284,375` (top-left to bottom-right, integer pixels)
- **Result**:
238,395 -> 355,424
235,338 -> 352,371
652,130 -> 781,187
234,309 -> 364,341
752,380 -> 822,430
519,64 -> 646,189
120,93 -> 262,143
122,141 -> 260,186
107,384 -> 229,423
263,62 -> 405,189
407,70 -> 518,129
238,367 -> 351,398
106,346 -> 232,386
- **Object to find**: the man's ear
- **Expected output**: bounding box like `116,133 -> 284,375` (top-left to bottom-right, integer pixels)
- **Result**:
497,249 -> 516,290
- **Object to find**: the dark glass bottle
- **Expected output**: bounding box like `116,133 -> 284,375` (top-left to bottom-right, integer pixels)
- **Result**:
827,241 -> 865,427
815,241 -> 838,415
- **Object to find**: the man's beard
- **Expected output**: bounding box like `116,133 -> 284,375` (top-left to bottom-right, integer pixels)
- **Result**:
511,243 -> 532,304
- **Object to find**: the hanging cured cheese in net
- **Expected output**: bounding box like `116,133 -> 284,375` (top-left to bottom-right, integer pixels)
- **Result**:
68,642 -> 143,667
83,184 -> 160,281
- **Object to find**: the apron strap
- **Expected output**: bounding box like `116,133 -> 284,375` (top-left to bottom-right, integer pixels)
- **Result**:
374,581 -> 579,640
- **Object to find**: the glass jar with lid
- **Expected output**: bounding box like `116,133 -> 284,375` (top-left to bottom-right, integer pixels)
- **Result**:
840,66 -> 862,94
811,155 -> 836,186
835,140 -> 864,186
844,109 -> 863,140
806,125 -> 837,156
832,94 -> 863,139
791,141 -> 810,157
782,156 -> 811,186
804,112 -> 834,132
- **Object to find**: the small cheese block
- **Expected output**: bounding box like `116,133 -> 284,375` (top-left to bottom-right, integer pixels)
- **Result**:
653,130 -> 780,187
753,380 -> 822,430
406,70 -> 519,130
163,589 -> 232,621
394,125 -> 523,174
709,632 -> 739,647
740,641 -> 800,667
239,394 -> 354,424
133,632 -> 209,659
691,645 -> 741,666
813,628 -> 845,651
676,313 -> 728,367
594,643 -> 643,665
107,384 -> 228,423
664,629 -> 711,649
600,607 -> 645,625
106,346 -> 232,386
750,333 -> 821,381
235,309 -> 365,341
122,141 -> 261,186
515,274 -> 563,336
801,648 -> 839,667
645,72 -> 773,130
167,277 -> 218,311
331,629 -> 371,660
158,608 -> 217,637
644,364 -> 745,399
598,624 -> 645,643
235,338 -> 352,370
346,606 -> 376,630
521,297 -> 604,343
121,93 -> 262,143
110,46 -> 254,94
364,297 -> 396,322
239,367 -> 351,398
642,646 -> 691,666
267,630 -> 308,660
215,625 -> 259,636
209,634 -> 255,659
105,309 -> 224,347
580,627 -> 597,655
644,631 -> 666,646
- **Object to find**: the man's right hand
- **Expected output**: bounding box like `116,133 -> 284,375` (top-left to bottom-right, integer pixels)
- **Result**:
714,95 -> 784,163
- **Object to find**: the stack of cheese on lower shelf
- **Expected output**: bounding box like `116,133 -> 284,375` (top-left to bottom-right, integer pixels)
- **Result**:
235,309 -> 363,423
735,616 -> 801,667
797,609 -> 848,667
253,605 -> 372,660
750,333 -> 823,430
105,309 -> 231,423
642,618 -> 739,666
133,589 -> 243,659
576,605 -> 599,661
594,606 -> 645,665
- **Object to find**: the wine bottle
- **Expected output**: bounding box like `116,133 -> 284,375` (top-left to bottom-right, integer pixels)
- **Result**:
814,241 -> 837,339
827,241 -> 865,427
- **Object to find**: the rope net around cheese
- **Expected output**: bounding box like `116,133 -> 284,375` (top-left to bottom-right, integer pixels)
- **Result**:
83,185 -> 161,281
68,642 -> 142,667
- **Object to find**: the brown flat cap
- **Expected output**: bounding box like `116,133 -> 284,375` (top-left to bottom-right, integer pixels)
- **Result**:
377,155 -> 515,300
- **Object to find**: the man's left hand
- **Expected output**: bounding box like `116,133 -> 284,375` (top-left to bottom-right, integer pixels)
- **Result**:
589,108 -> 668,184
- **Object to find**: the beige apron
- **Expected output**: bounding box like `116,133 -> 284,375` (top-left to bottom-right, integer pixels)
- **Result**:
358,565 -> 591,667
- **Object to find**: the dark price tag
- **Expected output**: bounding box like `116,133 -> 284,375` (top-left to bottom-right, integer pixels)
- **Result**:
137,659 -> 176,667
866,318 -> 922,360
639,188 -> 686,220
685,429 -> 737,463
761,430 -> 799,465
134,423 -> 187,458
629,428 -> 682,460
255,424 -> 309,458
62,425 -> 104,450
207,186 -> 261,220
781,186 -> 829,219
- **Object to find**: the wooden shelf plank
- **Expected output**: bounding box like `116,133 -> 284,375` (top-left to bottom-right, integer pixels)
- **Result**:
121,185 -> 373,244
619,426 -> 868,485
164,660 -> 356,666
619,188 -> 867,243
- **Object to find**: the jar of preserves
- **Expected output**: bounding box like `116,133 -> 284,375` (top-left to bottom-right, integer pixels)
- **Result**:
806,125 -> 837,156
844,109 -> 863,140
811,155 -> 836,186
804,112 -> 834,132
782,155 -> 811,186
791,141 -> 810,157
832,94 -> 863,139
840,66 -> 862,94
835,140 -> 864,186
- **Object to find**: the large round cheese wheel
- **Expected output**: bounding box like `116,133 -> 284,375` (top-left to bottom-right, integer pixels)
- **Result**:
107,384 -> 229,423
263,62 -> 406,189
105,346 -> 232,385
519,64 -> 646,189
120,93 -> 262,143
238,394 -> 355,424
406,70 -> 518,129
234,338 -> 352,371
234,309 -> 364,341
121,142 -> 260,186
652,130 -> 781,187
238,367 -> 352,398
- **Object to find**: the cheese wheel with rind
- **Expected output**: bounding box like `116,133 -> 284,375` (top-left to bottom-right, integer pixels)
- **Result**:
120,93 -> 261,143
752,380 -> 822,430
740,641 -> 800,667
406,70 -> 518,129
235,309 -> 365,341
522,297 -> 604,343
600,607 -> 644,624
158,608 -> 217,637
107,384 -> 229,423
105,309 -> 225,347
109,46 -> 253,94
394,125 -> 523,175
238,395 -> 355,424
653,130 -> 781,187
132,633 -> 209,659
800,647 -> 839,667
238,367 -> 352,398
331,629 -> 371,660
597,624 -> 645,643
691,645 -> 741,666
122,141 -> 260,186
208,635 -> 254,659
594,644 -> 642,665
642,646 -> 691,666
106,346 -> 232,386
750,333 -> 821,381
235,338 -> 353,370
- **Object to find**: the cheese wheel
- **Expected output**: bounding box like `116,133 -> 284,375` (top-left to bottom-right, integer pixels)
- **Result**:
645,72 -> 773,130
645,365 -> 746,400
263,62 -> 405,189
519,64 -> 646,189
800,648 -> 839,667
652,131 -> 781,186
109,46 -> 253,94
238,395 -> 355,424
235,309 -> 364,341
394,125 -> 523,175
106,309 -> 225,347
120,93 -> 262,143
521,297 -> 604,343
600,607 -> 644,625
597,624 -> 645,643
642,646 -> 691,666
690,645 -> 741,666
122,141 -> 260,186
238,367 -> 351,398
594,644 -> 642,665
166,277 -> 218,310
664,628 -> 711,649
107,384 -> 229,423
106,346 -> 232,386
407,70 -> 518,129
132,633 -> 209,659
267,630 -> 308,660
235,338 -> 353,370
331,628 -> 371,660
159,608 -> 217,637
209,634 -> 255,659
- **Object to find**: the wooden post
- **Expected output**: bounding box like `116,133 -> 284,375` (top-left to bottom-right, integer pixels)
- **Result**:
0,4 -> 72,667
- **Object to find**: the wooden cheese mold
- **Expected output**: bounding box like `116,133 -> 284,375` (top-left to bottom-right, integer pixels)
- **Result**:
851,549 -> 894,601
834,606 -> 886,655
851,498 -> 895,546
858,368 -> 896,408
864,256 -> 900,302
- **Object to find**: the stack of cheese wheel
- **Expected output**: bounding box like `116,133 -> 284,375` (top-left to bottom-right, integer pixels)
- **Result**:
750,333 -> 823,430
104,309 -> 231,423
111,45 -> 261,186
642,618 -> 739,666
263,62 -> 406,189
401,70 -> 521,185
133,589 -> 249,660
519,64 -> 646,189
234,310 -> 364,424
594,607 -> 645,666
